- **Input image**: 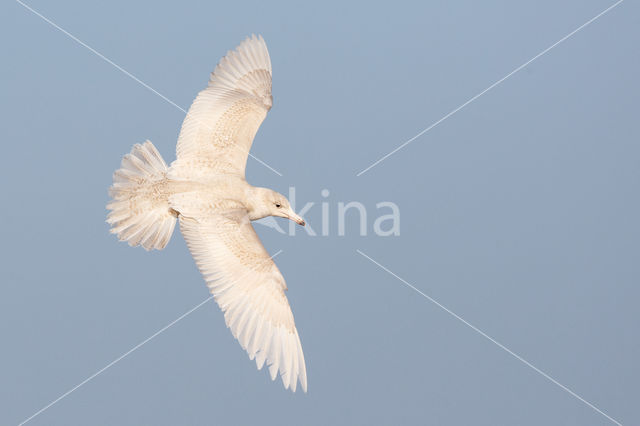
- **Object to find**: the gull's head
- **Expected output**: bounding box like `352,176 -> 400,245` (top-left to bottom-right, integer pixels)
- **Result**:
252,188 -> 305,226
269,191 -> 305,226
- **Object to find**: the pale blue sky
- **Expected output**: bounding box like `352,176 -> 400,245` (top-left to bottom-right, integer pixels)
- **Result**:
1,1 -> 638,425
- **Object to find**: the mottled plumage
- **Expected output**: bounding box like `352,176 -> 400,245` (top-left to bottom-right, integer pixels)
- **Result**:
107,35 -> 307,392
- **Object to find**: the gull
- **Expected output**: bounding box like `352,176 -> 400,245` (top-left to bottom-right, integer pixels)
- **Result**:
106,35 -> 308,392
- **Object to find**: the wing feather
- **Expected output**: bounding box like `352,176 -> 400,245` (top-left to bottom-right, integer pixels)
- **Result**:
171,35 -> 273,179
178,211 -> 307,392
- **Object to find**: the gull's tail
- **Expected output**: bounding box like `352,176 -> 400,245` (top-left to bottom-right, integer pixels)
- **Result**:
107,141 -> 177,250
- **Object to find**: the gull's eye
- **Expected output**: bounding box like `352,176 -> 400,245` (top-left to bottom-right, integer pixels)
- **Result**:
275,203 -> 281,208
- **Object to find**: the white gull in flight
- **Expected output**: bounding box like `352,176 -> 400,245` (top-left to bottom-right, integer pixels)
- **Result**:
107,35 -> 308,392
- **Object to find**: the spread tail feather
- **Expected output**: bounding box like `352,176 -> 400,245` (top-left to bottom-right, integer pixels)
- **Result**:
107,141 -> 177,250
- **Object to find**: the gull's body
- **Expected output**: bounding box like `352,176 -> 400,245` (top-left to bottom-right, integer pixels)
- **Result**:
107,35 -> 307,392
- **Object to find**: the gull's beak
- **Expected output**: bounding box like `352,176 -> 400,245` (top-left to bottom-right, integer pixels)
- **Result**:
287,210 -> 306,226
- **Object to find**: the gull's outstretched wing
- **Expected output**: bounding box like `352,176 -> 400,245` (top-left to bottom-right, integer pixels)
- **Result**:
178,210 -> 307,392
171,35 -> 272,179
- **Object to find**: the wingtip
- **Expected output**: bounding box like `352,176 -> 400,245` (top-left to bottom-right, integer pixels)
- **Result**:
268,362 -> 278,381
